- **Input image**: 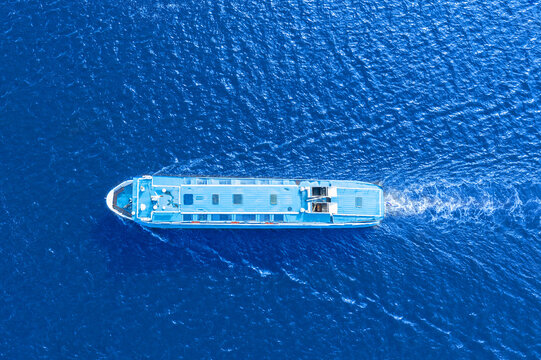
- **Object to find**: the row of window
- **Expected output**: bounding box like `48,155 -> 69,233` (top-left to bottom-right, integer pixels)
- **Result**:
183,193 -> 362,208
182,214 -> 285,222
181,178 -> 294,185
183,193 -> 279,206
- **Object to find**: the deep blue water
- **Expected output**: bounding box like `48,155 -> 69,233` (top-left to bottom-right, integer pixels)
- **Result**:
1,0 -> 540,358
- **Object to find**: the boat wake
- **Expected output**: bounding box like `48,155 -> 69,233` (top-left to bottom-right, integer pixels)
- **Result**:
384,179 -> 540,223
153,156 -> 214,176
140,226 -> 169,243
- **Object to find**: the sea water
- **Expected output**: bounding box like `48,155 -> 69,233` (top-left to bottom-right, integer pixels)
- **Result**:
0,0 -> 539,357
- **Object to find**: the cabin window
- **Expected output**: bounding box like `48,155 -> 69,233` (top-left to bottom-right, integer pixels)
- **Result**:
183,214 -> 193,221
197,214 -> 208,221
183,194 -> 193,205
219,179 -> 231,184
273,214 -> 284,222
211,214 -> 232,221
355,197 -> 363,208
195,195 -> 204,201
233,194 -> 243,204
260,214 -> 271,222
270,194 -> 277,205
237,214 -> 256,221
212,194 -> 219,205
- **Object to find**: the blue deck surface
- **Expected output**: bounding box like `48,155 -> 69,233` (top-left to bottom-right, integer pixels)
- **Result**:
127,176 -> 384,227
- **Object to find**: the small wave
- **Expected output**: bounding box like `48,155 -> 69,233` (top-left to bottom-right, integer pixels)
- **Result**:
198,244 -> 234,268
249,265 -> 272,277
341,297 -> 356,305
283,269 -> 308,285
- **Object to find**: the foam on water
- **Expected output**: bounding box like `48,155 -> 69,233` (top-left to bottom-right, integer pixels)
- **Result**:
384,179 -> 540,223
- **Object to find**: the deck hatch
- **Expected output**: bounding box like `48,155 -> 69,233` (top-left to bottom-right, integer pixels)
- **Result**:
355,197 -> 363,208
270,194 -> 277,205
212,194 -> 219,204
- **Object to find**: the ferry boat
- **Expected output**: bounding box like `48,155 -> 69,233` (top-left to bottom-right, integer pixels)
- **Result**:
106,175 -> 384,228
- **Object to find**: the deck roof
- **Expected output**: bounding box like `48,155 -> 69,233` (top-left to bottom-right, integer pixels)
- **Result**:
175,184 -> 301,213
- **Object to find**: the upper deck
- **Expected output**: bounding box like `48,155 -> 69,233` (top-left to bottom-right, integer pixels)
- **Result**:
124,176 -> 384,227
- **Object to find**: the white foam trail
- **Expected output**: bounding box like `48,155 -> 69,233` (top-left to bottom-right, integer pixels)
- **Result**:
385,192 -> 485,217
383,180 -> 537,221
